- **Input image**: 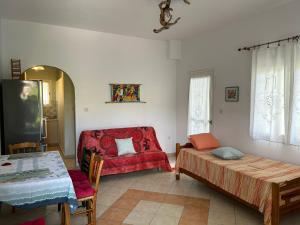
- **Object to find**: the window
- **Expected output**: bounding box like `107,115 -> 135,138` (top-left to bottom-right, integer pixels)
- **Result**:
187,74 -> 212,135
250,41 -> 300,145
42,81 -> 50,105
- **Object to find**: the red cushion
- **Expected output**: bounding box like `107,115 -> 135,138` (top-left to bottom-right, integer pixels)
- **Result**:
68,170 -> 88,182
68,170 -> 95,199
19,218 -> 45,225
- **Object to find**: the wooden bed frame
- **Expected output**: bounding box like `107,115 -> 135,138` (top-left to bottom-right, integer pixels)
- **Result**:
175,143 -> 300,225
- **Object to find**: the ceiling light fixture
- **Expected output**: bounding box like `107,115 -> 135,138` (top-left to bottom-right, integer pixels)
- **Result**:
154,0 -> 190,33
32,66 -> 45,71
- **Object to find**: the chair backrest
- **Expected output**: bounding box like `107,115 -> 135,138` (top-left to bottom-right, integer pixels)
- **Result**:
88,154 -> 104,194
81,147 -> 94,175
9,142 -> 40,155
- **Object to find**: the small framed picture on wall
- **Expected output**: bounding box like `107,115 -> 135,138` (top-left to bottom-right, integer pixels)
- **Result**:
225,86 -> 239,102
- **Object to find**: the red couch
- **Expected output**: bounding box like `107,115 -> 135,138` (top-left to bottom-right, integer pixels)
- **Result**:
77,127 -> 172,176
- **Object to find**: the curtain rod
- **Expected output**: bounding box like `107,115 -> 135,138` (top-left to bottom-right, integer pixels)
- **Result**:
238,35 -> 300,51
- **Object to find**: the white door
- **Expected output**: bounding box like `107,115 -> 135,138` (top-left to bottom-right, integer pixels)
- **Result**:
187,71 -> 213,135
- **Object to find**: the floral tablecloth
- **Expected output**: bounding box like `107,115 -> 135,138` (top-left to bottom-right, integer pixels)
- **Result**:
0,151 -> 77,213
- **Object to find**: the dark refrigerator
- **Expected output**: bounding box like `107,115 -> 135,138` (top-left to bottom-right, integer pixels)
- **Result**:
0,80 -> 47,155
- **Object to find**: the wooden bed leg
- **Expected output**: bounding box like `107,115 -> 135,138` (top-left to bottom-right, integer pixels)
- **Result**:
176,173 -> 180,180
271,183 -> 280,225
176,143 -> 181,159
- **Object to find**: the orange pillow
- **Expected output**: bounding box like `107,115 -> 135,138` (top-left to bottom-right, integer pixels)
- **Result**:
189,133 -> 220,151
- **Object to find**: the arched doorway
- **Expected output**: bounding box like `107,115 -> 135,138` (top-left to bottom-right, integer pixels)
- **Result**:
22,66 -> 76,164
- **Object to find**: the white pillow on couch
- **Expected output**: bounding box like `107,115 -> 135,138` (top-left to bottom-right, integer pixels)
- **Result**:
115,138 -> 136,156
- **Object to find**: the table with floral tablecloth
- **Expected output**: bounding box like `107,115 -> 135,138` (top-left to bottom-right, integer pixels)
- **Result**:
0,151 -> 77,213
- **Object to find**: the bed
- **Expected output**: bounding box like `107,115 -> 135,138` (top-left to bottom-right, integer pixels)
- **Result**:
175,143 -> 300,225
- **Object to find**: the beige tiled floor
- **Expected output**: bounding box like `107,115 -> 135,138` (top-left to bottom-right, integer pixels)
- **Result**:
1,155 -> 300,225
98,189 -> 209,225
124,200 -> 181,225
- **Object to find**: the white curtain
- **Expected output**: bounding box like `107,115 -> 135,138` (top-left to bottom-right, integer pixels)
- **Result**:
250,41 -> 300,145
187,76 -> 211,135
290,43 -> 300,145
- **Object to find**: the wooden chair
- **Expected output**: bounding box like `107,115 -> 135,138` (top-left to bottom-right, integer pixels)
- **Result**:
58,148 -> 94,211
8,142 -> 40,213
61,152 -> 104,225
9,142 -> 40,154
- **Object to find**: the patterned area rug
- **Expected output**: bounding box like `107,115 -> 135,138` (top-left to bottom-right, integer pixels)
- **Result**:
97,189 -> 210,225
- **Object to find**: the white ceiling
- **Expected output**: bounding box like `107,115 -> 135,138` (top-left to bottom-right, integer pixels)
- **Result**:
0,0 -> 295,40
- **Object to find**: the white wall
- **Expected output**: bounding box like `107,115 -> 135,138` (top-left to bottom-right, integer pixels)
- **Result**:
0,19 -> 177,154
56,73 -> 65,153
177,0 -> 300,165
64,73 -> 76,156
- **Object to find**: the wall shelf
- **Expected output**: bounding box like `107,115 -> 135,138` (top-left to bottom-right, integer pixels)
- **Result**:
105,101 -> 146,104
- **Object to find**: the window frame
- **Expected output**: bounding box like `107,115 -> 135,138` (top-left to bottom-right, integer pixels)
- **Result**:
42,81 -> 51,106
187,69 -> 214,136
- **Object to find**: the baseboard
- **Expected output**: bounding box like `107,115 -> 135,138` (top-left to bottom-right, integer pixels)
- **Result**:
167,153 -> 176,157
64,154 -> 75,159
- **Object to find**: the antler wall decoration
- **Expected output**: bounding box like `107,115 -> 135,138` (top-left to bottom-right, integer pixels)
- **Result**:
153,0 -> 190,33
